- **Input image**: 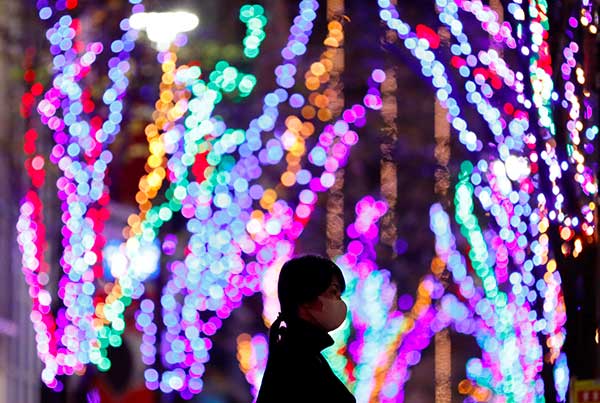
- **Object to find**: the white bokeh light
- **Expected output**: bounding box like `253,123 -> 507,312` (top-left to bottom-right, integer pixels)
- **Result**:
104,239 -> 161,281
504,155 -> 531,181
130,11 -> 199,50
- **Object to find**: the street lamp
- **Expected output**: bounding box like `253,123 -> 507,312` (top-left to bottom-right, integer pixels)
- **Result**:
129,11 -> 199,51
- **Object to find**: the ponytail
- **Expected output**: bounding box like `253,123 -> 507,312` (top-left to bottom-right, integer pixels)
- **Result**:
268,312 -> 288,351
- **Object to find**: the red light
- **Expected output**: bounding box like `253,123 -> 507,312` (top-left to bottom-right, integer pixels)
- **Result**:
451,56 -> 467,69
83,100 -> 95,114
503,103 -> 515,115
31,83 -> 44,96
24,69 -> 36,83
416,24 -> 440,49
192,152 -> 209,182
22,92 -> 35,106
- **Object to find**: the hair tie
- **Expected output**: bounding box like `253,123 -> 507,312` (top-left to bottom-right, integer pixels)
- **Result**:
268,312 -> 288,349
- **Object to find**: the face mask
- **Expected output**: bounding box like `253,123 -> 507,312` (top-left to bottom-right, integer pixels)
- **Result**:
309,296 -> 347,331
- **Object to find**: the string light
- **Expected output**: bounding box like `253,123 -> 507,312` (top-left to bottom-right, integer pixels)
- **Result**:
112,1 -> 389,395
236,333 -> 268,399
377,1 -> 597,401
323,1 -> 346,261
17,0 -> 142,387
20,1 -> 597,400
240,5 -> 267,59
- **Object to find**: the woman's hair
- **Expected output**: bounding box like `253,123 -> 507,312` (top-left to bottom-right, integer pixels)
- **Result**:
278,254 -> 345,317
269,254 -> 345,349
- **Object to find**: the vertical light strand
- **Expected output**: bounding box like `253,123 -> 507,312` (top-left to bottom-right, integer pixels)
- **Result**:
433,99 -> 452,403
380,27 -> 399,258
433,23 -> 451,201
325,0 -> 345,259
435,329 -> 452,403
125,48 -> 187,238
368,3 -> 400,399
489,1 -> 504,57
489,0 -> 504,26
433,100 -> 451,199
433,23 -> 452,403
4,0 -> 42,399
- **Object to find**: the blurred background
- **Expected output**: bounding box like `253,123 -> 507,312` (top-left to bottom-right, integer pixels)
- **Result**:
0,0 -> 599,402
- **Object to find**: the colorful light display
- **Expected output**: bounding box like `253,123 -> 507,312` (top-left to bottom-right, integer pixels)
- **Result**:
236,333 -> 268,399
17,0 -> 598,402
17,0 -> 142,387
129,50 -> 383,401
373,0 -> 596,401
119,0 -> 386,396
240,4 -> 267,59
236,2 -> 596,402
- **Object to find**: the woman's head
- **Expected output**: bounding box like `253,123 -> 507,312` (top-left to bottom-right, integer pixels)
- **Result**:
277,254 -> 347,331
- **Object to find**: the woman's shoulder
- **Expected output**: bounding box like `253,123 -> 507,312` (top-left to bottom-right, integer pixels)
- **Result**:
272,338 -> 318,362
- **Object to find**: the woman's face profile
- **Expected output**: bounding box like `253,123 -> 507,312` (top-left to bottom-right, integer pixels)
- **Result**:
321,278 -> 343,300
302,276 -> 347,331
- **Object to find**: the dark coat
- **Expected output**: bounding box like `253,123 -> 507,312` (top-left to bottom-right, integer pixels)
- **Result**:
256,319 -> 356,403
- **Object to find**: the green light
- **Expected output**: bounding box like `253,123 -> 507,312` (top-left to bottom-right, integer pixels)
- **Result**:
239,4 -> 266,59
252,4 -> 264,15
459,160 -> 473,178
98,357 -> 111,372
216,171 -> 230,185
215,60 -> 228,71
223,66 -> 238,81
188,65 -> 201,78
207,153 -> 221,165
254,30 -> 266,42
181,153 -> 195,166
146,210 -> 159,223
168,199 -> 182,211
109,334 -> 122,347
90,350 -> 102,363
495,292 -> 508,308
239,5 -> 254,22
113,318 -> 125,332
243,36 -> 260,49
223,81 -> 237,93
158,207 -> 172,221
454,162 -> 499,302
98,327 -> 109,339
238,75 -> 256,94
209,71 -> 220,83
174,186 -> 187,200
113,300 -> 125,313
233,129 -> 245,144
244,48 -> 259,58
248,17 -> 265,30
191,82 -> 207,96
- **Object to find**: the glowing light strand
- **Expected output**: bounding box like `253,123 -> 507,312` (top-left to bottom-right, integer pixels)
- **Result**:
17,0 -> 142,386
